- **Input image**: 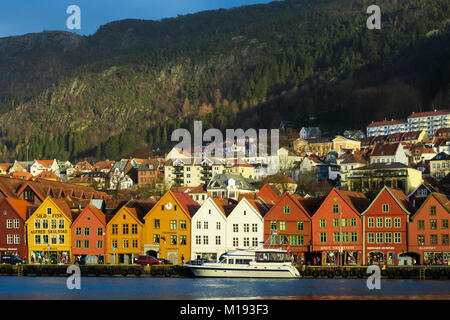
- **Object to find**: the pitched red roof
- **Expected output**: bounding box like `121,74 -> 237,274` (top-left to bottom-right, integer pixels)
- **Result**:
367,119 -> 407,128
370,143 -> 399,157
211,198 -> 236,217
335,189 -> 370,214
408,109 -> 450,119
172,191 -> 201,217
386,187 -> 415,214
4,198 -> 31,221
256,184 -> 281,206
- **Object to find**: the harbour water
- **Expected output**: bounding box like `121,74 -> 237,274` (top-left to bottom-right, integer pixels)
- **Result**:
0,276 -> 448,300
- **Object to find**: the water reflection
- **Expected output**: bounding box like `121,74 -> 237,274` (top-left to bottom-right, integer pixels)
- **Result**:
0,277 -> 448,300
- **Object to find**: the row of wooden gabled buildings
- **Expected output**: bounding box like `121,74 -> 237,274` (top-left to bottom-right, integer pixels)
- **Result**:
0,176 -> 448,266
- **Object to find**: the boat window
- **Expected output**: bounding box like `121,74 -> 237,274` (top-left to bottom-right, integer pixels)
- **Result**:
255,252 -> 290,262
219,258 -> 227,264
235,259 -> 251,264
228,259 -> 234,264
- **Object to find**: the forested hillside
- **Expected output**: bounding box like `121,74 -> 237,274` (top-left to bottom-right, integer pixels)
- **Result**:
0,0 -> 448,162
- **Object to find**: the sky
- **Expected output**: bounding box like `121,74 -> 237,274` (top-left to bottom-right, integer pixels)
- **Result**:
0,0 -> 276,38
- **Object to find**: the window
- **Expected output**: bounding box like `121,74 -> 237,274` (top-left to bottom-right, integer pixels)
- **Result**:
97,240 -> 103,249
196,221 -> 201,229
385,217 -> 392,228
382,204 -> 389,213
417,235 -> 425,245
13,219 -> 19,229
180,236 -> 186,245
297,221 -> 304,231
35,235 -> 41,245
131,224 -> 138,234
279,235 -> 288,245
51,235 -> 57,245
430,220 -> 437,230
342,232 -> 349,243
216,221 -> 221,230
84,227 -> 90,236
394,232 -> 401,243
289,235 -> 304,246
195,235 -> 201,245
47,207 -> 52,215
279,221 -> 286,231
319,219 -> 326,228
75,240 -> 82,248
216,236 -> 221,245
58,219 -> 64,229
341,218 -> 348,227
50,219 -> 57,230
42,219 -> 48,229
320,232 -> 327,243
283,205 -> 290,214
243,237 -> 250,247
270,221 -> 277,231
112,224 -> 118,234
112,240 -> 117,248
252,237 -> 258,246
377,232 -> 383,243
442,234 -> 449,245
233,237 -> 239,247
269,234 -> 277,245
442,219 -> 448,229
153,234 -> 160,244
252,223 -> 258,232
368,218 -> 374,228
233,224 -> 238,232
332,204 -> 339,214
170,220 -> 177,230
350,218 -> 357,227
204,221 -> 208,230
132,239 -> 138,248
203,236 -> 209,245
123,239 -> 129,248
97,227 -> 103,236
367,232 -> 375,243
430,206 -> 436,216
430,234 -> 438,245
57,234 -> 64,245
34,219 -> 41,230
376,217 -> 383,228
123,224 -> 129,234
180,220 -> 187,230
333,218 -> 339,228
170,235 -> 177,245
154,219 -> 160,229
394,217 -> 401,228
351,232 -> 358,243
7,234 -> 12,244
333,232 -> 340,243
385,232 -> 392,243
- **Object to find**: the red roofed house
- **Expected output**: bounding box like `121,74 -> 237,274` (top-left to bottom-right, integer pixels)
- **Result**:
264,193 -> 316,263
409,193 -> 449,265
30,159 -> 59,177
370,142 -> 408,165
311,188 -> 369,265
361,187 -> 414,265
0,198 -> 33,261
71,205 -> 108,264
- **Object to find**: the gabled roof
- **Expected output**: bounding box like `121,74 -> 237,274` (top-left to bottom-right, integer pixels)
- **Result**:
49,197 -> 74,221
430,152 -> 450,161
246,199 -> 269,217
211,198 -> 236,217
256,184 -> 281,206
326,188 -> 369,215
370,142 -> 400,157
172,191 -> 201,217
34,160 -> 55,168
4,198 -> 31,221
411,192 -> 450,219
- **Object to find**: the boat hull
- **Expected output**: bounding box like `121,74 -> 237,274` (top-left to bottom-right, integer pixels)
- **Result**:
187,264 -> 300,278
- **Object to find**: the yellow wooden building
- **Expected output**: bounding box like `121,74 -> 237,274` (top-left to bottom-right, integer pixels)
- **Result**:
143,190 -> 200,264
26,197 -> 73,264
106,201 -> 155,264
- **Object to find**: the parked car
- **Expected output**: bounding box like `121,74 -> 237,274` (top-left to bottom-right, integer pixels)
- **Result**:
136,255 -> 162,265
158,258 -> 173,265
0,255 -> 24,265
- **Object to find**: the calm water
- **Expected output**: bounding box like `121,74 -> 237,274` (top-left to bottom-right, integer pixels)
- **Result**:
0,277 -> 449,300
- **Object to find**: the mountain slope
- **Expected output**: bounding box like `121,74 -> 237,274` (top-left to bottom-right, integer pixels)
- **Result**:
0,0 -> 448,162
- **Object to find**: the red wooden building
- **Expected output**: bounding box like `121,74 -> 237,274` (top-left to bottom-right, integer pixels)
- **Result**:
312,188 -> 369,266
71,205 -> 108,264
264,193 -> 318,263
362,187 -> 414,265
409,193 -> 449,265
0,198 -> 34,261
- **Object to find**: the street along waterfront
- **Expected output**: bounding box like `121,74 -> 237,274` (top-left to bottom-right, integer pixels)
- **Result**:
0,276 -> 448,300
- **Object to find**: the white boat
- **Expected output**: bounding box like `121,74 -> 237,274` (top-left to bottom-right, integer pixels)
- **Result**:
186,248 -> 300,278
